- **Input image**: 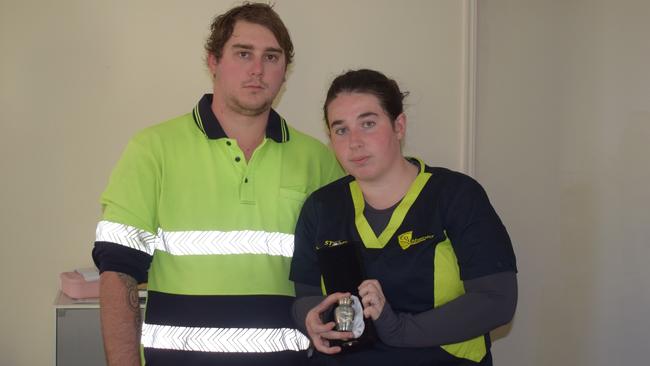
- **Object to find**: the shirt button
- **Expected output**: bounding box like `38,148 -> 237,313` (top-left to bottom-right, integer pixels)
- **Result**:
244,178 -> 248,183
235,156 -> 241,162
226,141 -> 232,146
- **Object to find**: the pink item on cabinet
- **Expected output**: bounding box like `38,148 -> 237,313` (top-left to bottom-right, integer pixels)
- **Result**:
60,271 -> 100,299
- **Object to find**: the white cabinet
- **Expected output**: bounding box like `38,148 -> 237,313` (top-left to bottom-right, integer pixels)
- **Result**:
54,292 -> 144,366
54,292 -> 106,366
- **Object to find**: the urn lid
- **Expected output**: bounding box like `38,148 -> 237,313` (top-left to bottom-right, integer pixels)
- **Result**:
338,296 -> 352,306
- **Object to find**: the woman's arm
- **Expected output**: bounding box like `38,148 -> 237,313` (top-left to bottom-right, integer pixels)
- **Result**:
373,271 -> 517,347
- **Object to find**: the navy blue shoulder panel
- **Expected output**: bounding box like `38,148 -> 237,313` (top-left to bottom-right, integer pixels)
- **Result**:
92,241 -> 152,283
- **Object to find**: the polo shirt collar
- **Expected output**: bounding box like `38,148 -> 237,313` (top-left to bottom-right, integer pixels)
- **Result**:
191,94 -> 290,143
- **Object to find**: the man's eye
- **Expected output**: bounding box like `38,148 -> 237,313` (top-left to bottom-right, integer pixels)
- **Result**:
361,121 -> 376,128
238,51 -> 250,59
265,54 -> 279,62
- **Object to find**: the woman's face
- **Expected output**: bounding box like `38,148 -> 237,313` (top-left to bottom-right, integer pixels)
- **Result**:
326,92 -> 406,184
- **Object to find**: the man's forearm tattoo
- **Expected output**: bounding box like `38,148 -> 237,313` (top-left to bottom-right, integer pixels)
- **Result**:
117,273 -> 142,330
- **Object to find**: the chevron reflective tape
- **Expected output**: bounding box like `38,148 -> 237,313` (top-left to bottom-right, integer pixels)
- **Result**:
141,323 -> 310,353
96,220 -> 158,255
96,220 -> 295,257
157,230 -> 294,257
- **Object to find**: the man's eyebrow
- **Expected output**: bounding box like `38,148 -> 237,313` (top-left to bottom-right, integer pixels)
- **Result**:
265,47 -> 284,54
231,43 -> 283,54
231,43 -> 253,50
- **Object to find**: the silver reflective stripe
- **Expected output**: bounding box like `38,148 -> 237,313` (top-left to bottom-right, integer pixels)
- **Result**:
141,323 -> 310,353
95,221 -> 295,257
95,220 -> 158,255
158,230 -> 294,257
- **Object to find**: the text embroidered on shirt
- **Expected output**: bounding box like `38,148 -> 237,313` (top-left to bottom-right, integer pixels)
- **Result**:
397,231 -> 434,250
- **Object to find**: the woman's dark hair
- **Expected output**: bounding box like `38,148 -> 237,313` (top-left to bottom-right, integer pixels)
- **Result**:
323,69 -> 409,127
205,2 -> 294,66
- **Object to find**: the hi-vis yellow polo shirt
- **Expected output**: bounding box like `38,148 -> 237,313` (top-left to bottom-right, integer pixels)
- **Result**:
93,94 -> 342,365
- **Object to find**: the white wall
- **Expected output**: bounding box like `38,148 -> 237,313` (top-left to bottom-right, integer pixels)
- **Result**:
477,1 -> 650,365
0,1 -> 469,364
6,1 -> 648,365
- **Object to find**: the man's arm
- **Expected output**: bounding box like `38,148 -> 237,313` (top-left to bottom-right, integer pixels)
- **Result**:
99,271 -> 142,366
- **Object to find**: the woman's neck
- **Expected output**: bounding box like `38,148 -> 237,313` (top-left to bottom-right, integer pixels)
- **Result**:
358,157 -> 419,210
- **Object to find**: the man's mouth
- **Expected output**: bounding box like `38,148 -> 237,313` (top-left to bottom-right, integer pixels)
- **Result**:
243,81 -> 266,89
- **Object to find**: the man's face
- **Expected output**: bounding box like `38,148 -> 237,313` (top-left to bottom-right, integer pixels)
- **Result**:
209,21 -> 286,117
327,92 -> 406,183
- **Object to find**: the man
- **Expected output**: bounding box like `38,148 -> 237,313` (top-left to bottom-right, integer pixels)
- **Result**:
92,3 -> 342,365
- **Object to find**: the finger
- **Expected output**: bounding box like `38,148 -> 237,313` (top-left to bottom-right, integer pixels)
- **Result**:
361,292 -> 379,308
358,282 -> 380,299
308,320 -> 336,334
307,293 -> 351,331
311,330 -> 353,355
311,336 -> 335,354
359,279 -> 380,292
357,281 -> 370,297
320,330 -> 355,341
309,327 -> 353,354
306,312 -> 337,337
313,340 -> 342,355
363,306 -> 381,320
358,286 -> 375,300
361,294 -> 372,308
358,287 -> 369,298
315,292 -> 351,312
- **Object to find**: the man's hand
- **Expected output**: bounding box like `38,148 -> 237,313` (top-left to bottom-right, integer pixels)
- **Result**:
305,292 -> 354,354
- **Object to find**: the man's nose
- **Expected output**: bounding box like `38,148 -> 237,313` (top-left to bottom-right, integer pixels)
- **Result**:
249,57 -> 264,77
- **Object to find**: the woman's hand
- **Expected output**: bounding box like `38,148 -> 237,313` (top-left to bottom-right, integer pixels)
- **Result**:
358,279 -> 386,320
305,292 -> 355,354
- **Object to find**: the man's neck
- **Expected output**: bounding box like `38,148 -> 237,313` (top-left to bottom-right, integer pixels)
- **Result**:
211,99 -> 270,161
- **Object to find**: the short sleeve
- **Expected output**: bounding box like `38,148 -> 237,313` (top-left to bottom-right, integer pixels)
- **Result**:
92,133 -> 160,280
443,175 -> 517,280
289,195 -> 322,286
100,135 -> 161,234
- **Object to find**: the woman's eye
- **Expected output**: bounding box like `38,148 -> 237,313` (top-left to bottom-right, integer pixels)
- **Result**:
334,127 -> 347,136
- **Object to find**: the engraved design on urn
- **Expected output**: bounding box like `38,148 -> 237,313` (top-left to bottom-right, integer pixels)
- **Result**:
334,296 -> 355,332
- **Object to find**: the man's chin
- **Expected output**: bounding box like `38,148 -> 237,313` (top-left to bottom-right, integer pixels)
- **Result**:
231,100 -> 272,117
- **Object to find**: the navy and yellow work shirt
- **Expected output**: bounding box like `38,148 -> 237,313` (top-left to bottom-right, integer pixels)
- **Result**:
290,158 -> 517,365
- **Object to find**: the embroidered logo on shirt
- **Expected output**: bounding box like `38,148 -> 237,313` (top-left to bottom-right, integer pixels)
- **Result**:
323,240 -> 348,248
397,231 -> 434,250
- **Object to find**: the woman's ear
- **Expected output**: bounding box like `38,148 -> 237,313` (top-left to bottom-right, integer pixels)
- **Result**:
394,113 -> 407,140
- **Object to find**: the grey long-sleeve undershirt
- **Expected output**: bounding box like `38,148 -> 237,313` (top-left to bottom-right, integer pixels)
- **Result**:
292,189 -> 517,347
292,270 -> 517,348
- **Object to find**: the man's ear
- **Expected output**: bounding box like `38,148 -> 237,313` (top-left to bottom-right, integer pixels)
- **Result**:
207,53 -> 218,77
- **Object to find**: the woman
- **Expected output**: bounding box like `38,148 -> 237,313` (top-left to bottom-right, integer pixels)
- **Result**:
290,69 -> 517,365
